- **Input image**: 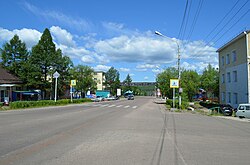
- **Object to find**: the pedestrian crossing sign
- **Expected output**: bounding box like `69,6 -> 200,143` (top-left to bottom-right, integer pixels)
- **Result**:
71,80 -> 76,86
170,79 -> 179,88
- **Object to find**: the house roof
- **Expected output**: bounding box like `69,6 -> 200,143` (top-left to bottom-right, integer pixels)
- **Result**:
0,66 -> 23,84
217,30 -> 250,52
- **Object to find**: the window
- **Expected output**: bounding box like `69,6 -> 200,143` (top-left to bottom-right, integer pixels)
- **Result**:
221,56 -> 225,66
239,106 -> 244,110
228,92 -> 231,103
233,93 -> 238,104
222,74 -> 225,83
246,106 -> 250,110
227,72 -> 231,83
226,54 -> 230,64
222,92 -> 225,101
233,71 -> 237,82
232,50 -> 237,62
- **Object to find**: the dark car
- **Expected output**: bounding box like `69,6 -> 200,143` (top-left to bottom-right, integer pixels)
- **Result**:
220,104 -> 233,116
127,95 -> 134,100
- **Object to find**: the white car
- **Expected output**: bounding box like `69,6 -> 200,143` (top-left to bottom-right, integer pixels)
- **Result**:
91,96 -> 104,102
236,104 -> 250,119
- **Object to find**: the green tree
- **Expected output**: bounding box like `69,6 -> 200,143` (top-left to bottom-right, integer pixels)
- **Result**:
70,65 -> 96,97
156,67 -> 178,98
200,64 -> 219,99
29,28 -> 73,99
51,51 -> 73,98
123,74 -> 135,92
0,34 -> 29,83
105,67 -> 121,95
180,70 -> 200,101
123,74 -> 132,91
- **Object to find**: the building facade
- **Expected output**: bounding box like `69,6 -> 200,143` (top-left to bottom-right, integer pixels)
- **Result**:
93,71 -> 105,90
0,66 -> 23,103
217,30 -> 250,108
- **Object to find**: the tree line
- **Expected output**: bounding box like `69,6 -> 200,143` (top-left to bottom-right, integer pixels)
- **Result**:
0,28 -> 219,101
156,65 -> 219,102
0,28 -> 139,99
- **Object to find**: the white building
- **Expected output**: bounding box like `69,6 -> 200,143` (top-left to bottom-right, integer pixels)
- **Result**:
93,71 -> 105,90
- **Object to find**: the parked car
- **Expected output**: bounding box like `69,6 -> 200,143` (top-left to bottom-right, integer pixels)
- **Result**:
220,104 -> 233,116
127,95 -> 134,100
236,104 -> 250,118
91,96 -> 104,102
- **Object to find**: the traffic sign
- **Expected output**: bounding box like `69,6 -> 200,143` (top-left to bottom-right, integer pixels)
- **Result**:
170,79 -> 179,88
71,80 -> 76,86
53,71 -> 60,78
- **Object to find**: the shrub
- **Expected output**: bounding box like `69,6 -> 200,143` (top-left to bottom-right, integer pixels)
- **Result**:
166,99 -> 189,109
9,98 -> 92,110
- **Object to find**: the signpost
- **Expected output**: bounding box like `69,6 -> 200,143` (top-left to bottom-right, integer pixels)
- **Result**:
53,71 -> 60,102
70,80 -> 76,102
170,79 -> 179,108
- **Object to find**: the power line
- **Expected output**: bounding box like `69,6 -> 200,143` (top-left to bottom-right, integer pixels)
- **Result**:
207,0 -> 249,44
214,9 -> 250,44
178,0 -> 189,40
204,0 -> 241,41
186,0 -> 204,40
182,0 -> 193,40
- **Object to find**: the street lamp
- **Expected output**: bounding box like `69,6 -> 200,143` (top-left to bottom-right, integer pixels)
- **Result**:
155,31 -> 182,108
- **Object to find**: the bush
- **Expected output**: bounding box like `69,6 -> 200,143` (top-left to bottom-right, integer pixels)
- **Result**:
9,98 -> 92,110
165,99 -> 189,109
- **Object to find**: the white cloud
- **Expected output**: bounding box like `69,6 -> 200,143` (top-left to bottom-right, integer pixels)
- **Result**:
181,61 -> 219,73
50,26 -> 75,47
102,22 -> 124,31
22,2 -> 93,32
81,55 -> 95,63
144,76 -> 149,80
136,64 -> 158,69
93,65 -> 111,72
152,68 -> 163,74
183,40 -> 217,63
120,68 -> 130,72
0,27 -> 41,48
94,35 -> 176,64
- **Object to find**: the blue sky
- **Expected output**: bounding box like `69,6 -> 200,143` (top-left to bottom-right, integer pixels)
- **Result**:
0,0 -> 249,82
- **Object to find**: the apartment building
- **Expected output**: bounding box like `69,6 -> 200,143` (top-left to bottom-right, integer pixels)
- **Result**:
93,71 -> 105,90
217,30 -> 250,108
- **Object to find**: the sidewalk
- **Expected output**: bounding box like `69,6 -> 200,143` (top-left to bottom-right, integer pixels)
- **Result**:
153,98 -> 166,104
215,116 -> 250,122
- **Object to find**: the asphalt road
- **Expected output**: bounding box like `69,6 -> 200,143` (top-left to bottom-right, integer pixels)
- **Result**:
0,97 -> 250,165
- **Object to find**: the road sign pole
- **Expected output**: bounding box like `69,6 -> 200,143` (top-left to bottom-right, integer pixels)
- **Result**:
70,85 -> 73,102
173,88 -> 175,108
54,77 -> 58,102
53,71 -> 60,102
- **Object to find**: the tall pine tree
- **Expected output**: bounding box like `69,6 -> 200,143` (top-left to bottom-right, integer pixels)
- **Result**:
0,34 -> 29,83
29,28 -> 68,99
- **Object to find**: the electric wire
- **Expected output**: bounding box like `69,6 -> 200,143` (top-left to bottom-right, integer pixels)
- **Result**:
186,0 -> 204,41
214,8 -> 250,44
207,0 -> 249,44
191,0 -> 249,57
182,0 -> 193,41
178,0 -> 189,40
204,0 -> 241,41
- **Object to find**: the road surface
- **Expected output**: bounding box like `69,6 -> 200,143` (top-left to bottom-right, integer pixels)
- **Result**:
0,97 -> 250,165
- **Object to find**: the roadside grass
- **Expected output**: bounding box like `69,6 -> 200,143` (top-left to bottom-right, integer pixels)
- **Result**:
0,98 -> 92,111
